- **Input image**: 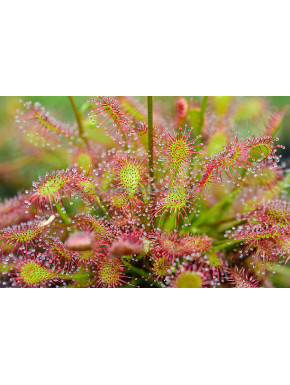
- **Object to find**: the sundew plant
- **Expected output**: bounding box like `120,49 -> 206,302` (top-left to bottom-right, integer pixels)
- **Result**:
0,96 -> 289,288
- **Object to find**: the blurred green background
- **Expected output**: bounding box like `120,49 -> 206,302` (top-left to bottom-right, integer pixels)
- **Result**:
0,96 -> 289,202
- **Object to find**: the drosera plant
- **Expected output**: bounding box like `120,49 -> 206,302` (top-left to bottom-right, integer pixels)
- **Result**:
0,96 -> 289,288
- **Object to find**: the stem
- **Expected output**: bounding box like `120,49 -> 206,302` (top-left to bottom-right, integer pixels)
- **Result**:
55,203 -> 70,224
68,96 -> 89,147
193,187 -> 239,227
197,96 -> 208,144
147,96 -> 154,188
122,261 -> 163,288
94,196 -> 108,216
213,238 -> 247,251
123,261 -> 149,277
122,131 -> 128,151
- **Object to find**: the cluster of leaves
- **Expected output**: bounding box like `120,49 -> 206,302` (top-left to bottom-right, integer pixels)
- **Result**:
0,96 -> 289,288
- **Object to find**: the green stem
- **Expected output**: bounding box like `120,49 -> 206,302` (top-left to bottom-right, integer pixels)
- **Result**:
123,261 -> 163,288
147,96 -> 154,188
197,96 -> 208,143
193,187 -> 239,227
68,96 -> 89,148
123,261 -> 148,277
93,196 -> 108,217
55,202 -> 70,224
213,238 -> 247,251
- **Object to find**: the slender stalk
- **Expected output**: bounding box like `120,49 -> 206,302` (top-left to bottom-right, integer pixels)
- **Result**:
55,202 -> 70,224
94,196 -> 108,216
122,261 -> 163,288
192,187 -> 240,226
123,131 -> 128,152
147,96 -> 154,188
213,238 -> 247,251
146,96 -> 155,231
68,96 -> 89,147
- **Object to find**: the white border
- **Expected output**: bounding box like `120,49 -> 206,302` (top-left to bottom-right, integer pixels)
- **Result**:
1,1 -> 290,95
1,289 -> 290,385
